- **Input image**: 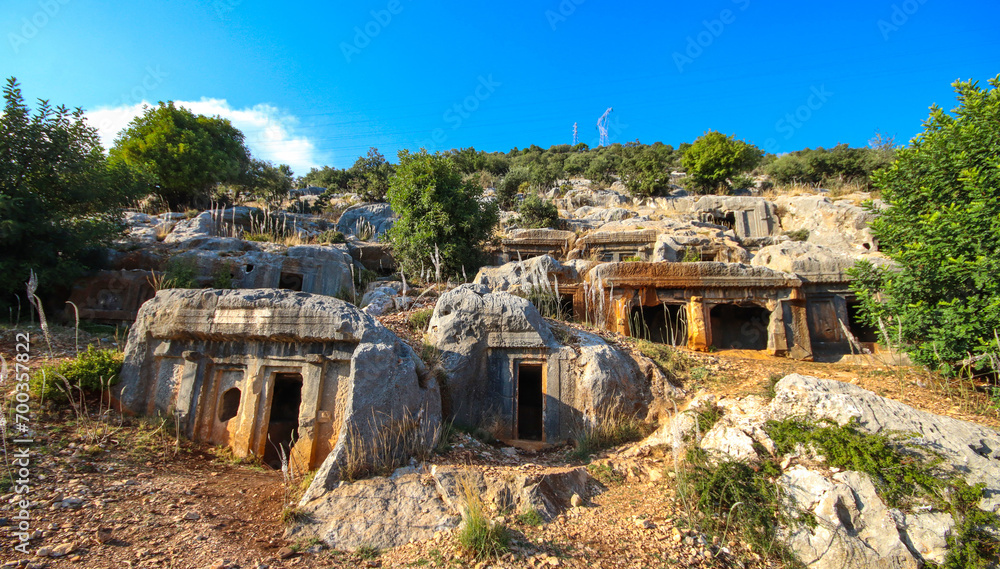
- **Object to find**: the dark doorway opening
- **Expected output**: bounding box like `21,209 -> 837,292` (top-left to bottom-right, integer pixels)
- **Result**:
264,372 -> 302,468
279,272 -> 303,291
630,304 -> 687,346
710,304 -> 769,350
516,364 -> 544,441
846,301 -> 879,343
560,294 -> 575,320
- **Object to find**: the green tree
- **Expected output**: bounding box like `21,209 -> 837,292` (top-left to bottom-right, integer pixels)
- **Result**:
849,77 -> 1000,371
496,166 -> 531,210
348,147 -> 393,202
387,150 -> 499,278
238,160 -> 293,205
516,194 -> 560,229
0,78 -> 144,304
619,141 -> 674,197
110,101 -> 251,208
681,131 -> 762,193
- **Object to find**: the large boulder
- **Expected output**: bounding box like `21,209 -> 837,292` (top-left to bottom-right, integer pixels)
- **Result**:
426,285 -> 651,441
751,240 -> 891,282
775,195 -> 878,251
336,203 -> 395,239
473,255 -> 579,295
119,289 -> 440,486
289,465 -> 592,551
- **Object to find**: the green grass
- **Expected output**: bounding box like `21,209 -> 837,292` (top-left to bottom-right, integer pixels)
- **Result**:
355,544 -> 381,560
516,508 -> 545,526
634,340 -> 695,384
677,447 -> 803,567
408,308 -> 434,333
587,462 -> 625,486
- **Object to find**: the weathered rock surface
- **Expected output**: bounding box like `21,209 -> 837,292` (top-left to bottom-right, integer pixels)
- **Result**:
336,203 -> 395,238
426,285 -> 652,441
752,240 -> 891,282
473,255 -> 579,295
289,465 -> 593,551
775,195 -> 877,251
645,374 -> 1000,569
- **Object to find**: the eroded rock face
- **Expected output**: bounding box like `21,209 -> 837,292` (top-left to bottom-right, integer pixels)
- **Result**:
775,195 -> 877,252
335,203 -> 395,239
640,374 -> 1000,568
751,240 -> 891,282
119,289 -> 440,483
426,285 -> 651,442
289,465 -> 592,551
473,255 -> 579,295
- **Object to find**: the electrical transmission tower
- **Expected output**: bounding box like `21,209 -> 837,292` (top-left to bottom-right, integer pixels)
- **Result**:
572,122 -> 578,145
597,107 -> 613,147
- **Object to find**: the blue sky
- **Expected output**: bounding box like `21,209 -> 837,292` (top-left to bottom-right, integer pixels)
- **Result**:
4,0 -> 998,174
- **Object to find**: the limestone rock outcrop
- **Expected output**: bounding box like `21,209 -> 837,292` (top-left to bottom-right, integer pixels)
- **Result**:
289,464 -> 592,551
644,374 -> 1000,568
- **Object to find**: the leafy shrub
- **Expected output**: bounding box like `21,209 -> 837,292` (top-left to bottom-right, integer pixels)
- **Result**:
516,194 -> 560,229
495,166 -> 531,211
32,345 -> 124,403
850,77 -> 1000,372
681,131 -> 763,194
516,508 -> 545,526
767,418 -> 942,508
783,229 -> 809,242
316,230 -> 346,244
163,256 -> 199,288
764,143 -> 894,189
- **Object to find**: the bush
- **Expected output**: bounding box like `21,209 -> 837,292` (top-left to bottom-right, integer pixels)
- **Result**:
387,150 -> 499,279
496,166 -> 531,210
516,194 -> 560,229
31,345 -> 124,403
849,76 -> 1000,372
681,131 -> 762,194
764,143 -> 894,189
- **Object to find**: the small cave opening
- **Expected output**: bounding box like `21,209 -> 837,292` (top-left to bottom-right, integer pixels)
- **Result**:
846,301 -> 879,343
630,304 -> 688,346
709,304 -> 770,350
279,272 -> 303,291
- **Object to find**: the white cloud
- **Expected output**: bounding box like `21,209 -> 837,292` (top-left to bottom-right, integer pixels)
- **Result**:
86,98 -> 329,177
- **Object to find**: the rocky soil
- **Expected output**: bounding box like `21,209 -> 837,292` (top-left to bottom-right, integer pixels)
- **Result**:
1,322 -> 998,568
